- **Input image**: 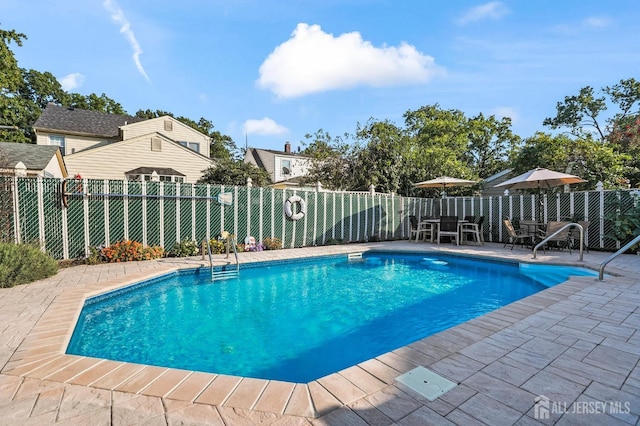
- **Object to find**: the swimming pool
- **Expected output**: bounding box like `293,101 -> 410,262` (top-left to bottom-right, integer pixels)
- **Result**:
66,252 -> 596,382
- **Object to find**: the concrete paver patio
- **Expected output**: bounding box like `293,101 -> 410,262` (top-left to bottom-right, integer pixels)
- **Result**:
0,241 -> 638,425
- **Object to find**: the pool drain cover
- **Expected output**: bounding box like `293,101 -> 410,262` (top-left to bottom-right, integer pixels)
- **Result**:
395,366 -> 457,401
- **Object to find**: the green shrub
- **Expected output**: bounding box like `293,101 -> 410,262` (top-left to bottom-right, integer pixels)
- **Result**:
262,237 -> 283,250
170,239 -> 199,257
0,243 -> 58,288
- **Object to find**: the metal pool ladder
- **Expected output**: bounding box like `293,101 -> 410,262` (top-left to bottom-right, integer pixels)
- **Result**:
203,238 -> 240,281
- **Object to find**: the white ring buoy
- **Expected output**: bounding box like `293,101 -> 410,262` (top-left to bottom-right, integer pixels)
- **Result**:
284,195 -> 306,220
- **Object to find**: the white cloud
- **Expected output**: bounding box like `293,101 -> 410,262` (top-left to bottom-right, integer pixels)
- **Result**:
243,118 -> 289,135
257,23 -> 443,98
103,0 -> 151,83
457,2 -> 509,25
583,16 -> 611,28
58,73 -> 85,91
552,15 -> 613,35
491,106 -> 519,123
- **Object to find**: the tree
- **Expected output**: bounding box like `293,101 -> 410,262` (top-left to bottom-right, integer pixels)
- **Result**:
0,27 -> 30,142
353,119 -> 406,194
543,86 -> 608,141
543,78 -> 640,187
465,113 -> 520,179
19,69 -> 66,109
510,132 -> 628,190
403,105 -> 476,197
607,114 -> 640,187
300,129 -> 355,191
0,27 -> 25,94
66,92 -> 125,114
198,158 -> 270,186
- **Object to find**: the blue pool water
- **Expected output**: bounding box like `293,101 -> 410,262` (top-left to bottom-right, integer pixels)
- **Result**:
67,253 -> 596,382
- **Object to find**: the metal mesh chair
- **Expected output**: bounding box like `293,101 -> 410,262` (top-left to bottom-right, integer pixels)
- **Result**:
437,216 -> 459,245
503,218 -> 530,249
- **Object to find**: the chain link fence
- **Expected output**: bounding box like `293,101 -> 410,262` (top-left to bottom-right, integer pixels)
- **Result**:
0,176 -> 637,259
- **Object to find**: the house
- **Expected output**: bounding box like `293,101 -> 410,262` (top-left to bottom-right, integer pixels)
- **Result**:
244,142 -> 312,188
0,142 -> 67,178
33,104 -> 212,183
481,169 -> 513,196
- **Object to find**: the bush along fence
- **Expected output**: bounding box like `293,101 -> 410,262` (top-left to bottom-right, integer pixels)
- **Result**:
0,176 -> 637,260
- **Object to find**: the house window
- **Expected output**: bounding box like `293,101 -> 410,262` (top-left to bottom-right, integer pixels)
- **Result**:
179,141 -> 200,153
164,120 -> 173,131
49,135 -> 65,155
281,159 -> 291,176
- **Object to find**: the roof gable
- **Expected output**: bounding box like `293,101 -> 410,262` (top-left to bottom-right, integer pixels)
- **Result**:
64,132 -> 211,161
33,104 -> 144,138
0,142 -> 61,169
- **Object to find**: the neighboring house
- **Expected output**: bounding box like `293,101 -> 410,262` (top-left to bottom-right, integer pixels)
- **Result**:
0,142 -> 67,178
481,169 -> 513,196
33,104 -> 212,183
244,142 -> 311,187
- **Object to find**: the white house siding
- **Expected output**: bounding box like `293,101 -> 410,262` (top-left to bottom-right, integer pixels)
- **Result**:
43,155 -> 66,179
121,117 -> 210,157
36,132 -> 113,156
64,135 -> 212,183
274,154 -> 310,182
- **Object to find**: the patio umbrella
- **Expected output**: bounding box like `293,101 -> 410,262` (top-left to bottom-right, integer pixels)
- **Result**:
495,167 -> 586,191
413,176 -> 478,191
413,176 -> 479,215
495,167 -> 586,222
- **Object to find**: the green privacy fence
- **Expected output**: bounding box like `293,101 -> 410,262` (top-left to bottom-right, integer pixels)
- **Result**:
1,176 -> 637,259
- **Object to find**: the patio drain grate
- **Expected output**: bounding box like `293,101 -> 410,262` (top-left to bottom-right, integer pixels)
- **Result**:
395,366 -> 457,401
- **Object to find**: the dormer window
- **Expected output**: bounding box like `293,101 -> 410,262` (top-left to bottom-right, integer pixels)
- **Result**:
281,159 -> 291,176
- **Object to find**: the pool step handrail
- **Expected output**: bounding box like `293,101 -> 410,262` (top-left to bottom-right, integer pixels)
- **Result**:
533,223 -> 584,261
212,235 -> 240,281
202,239 -> 214,280
598,234 -> 640,281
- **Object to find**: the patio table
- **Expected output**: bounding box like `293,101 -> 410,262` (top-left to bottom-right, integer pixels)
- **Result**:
419,219 -> 469,243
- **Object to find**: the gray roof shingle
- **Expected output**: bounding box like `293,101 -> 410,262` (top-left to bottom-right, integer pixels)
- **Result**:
0,142 -> 61,170
33,104 -> 144,138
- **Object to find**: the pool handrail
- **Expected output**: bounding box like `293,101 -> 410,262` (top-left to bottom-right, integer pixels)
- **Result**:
230,236 -> 240,276
202,238 -> 214,279
598,234 -> 640,281
533,222 -> 583,261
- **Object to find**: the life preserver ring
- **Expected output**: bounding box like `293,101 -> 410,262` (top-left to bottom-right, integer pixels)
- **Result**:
61,180 -> 68,208
284,195 -> 306,220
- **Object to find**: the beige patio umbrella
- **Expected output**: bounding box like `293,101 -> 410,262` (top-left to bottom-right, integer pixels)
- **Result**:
495,167 -> 586,222
413,176 -> 479,214
495,167 -> 586,191
413,176 -> 478,190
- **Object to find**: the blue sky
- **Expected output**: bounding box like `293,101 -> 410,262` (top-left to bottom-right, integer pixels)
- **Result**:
3,0 -> 639,152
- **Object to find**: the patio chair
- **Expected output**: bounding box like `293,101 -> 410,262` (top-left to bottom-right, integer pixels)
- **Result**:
503,218 -> 530,250
410,215 -> 434,242
437,216 -> 459,245
409,215 -> 419,240
539,221 -> 572,254
461,216 -> 484,245
569,220 -> 590,253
